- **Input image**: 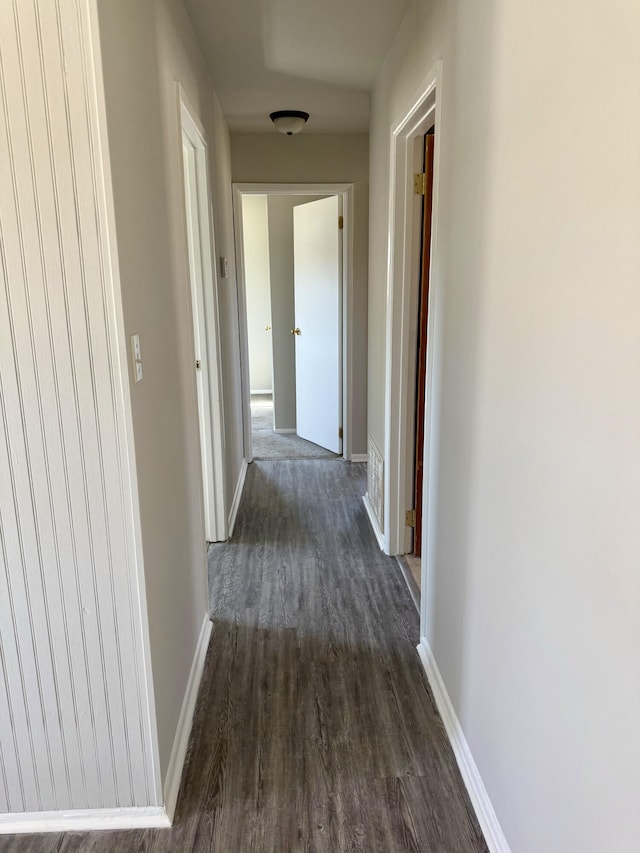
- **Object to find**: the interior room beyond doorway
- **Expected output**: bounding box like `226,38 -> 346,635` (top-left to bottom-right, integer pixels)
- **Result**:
239,190 -> 347,461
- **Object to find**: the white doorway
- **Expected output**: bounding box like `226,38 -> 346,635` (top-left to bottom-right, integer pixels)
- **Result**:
179,89 -> 227,542
233,184 -> 354,462
382,62 -> 443,641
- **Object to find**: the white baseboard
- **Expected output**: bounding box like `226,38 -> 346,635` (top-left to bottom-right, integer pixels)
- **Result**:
0,618 -> 213,836
363,492 -> 385,550
417,640 -> 511,853
163,615 -> 212,823
274,427 -> 296,434
350,453 -> 367,463
227,458 -> 248,538
0,806 -> 170,835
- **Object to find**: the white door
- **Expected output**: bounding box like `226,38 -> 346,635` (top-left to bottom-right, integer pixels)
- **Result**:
293,196 -> 342,454
181,100 -> 227,542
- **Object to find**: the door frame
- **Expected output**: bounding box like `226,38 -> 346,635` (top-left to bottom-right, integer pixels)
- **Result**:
178,87 -> 227,542
413,132 -> 436,559
232,183 -> 355,462
383,61 -> 443,637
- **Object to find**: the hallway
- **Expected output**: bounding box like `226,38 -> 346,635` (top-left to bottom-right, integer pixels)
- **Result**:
0,460 -> 486,852
202,459 -> 486,850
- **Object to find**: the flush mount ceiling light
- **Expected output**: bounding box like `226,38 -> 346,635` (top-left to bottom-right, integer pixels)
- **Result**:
269,110 -> 309,136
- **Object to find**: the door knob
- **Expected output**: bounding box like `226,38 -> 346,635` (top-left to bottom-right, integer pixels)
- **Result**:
290,327 -> 301,335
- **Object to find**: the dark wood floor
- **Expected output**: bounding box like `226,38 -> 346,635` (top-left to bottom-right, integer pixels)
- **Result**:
1,460 -> 487,852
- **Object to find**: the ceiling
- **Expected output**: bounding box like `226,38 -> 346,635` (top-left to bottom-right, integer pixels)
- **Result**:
182,0 -> 411,133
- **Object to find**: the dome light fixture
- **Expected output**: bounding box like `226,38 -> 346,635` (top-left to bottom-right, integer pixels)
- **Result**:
269,110 -> 309,136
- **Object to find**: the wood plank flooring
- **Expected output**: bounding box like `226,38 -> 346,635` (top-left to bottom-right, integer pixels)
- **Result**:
0,459 -> 487,852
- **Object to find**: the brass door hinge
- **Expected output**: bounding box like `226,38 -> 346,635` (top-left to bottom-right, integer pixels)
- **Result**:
338,426 -> 343,439
338,215 -> 344,230
405,509 -> 416,528
413,173 -> 426,195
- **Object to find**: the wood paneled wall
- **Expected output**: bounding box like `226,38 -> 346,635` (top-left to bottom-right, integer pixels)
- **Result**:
0,0 -> 159,813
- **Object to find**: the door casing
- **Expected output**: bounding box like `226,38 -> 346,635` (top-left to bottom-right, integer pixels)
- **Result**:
179,87 -> 227,542
383,61 -> 443,641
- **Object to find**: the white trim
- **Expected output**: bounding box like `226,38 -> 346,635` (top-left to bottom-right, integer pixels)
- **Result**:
383,60 -> 443,571
274,427 -> 296,434
232,183 -> 355,464
363,494 -> 385,550
250,388 -> 274,395
227,458 -> 248,538
350,453 -> 367,463
0,806 -> 170,835
163,614 -> 212,823
417,640 -> 511,853
178,86 -> 227,542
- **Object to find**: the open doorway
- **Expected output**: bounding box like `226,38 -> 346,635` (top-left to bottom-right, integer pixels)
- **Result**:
381,61 -> 442,641
241,192 -> 341,460
402,128 -> 435,597
233,184 -> 355,463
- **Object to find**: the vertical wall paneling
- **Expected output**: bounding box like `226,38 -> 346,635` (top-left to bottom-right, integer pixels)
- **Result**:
0,0 -> 159,814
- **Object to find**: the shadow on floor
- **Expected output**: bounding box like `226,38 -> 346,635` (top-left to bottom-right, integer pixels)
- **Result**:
0,460 -> 487,853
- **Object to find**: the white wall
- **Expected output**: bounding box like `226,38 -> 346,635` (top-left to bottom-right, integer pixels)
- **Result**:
370,1 -> 640,851
231,134 -> 369,454
266,196 -> 296,429
97,0 -> 244,786
241,196 -> 273,393
0,0 -> 159,816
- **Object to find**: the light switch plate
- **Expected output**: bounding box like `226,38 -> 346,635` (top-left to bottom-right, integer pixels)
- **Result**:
130,334 -> 143,383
